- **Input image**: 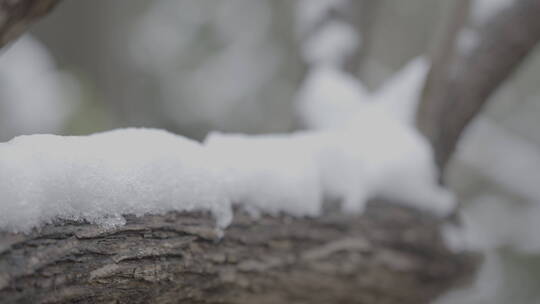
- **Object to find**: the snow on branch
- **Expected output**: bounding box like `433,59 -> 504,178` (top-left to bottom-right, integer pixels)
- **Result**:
0,112 -> 455,233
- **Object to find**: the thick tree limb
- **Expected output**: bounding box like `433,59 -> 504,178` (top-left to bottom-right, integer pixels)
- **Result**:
0,0 -> 60,48
0,202 -> 476,304
417,0 -> 540,172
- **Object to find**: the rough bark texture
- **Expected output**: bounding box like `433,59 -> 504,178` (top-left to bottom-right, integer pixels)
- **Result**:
0,0 -> 60,48
417,0 -> 540,172
0,201 -> 476,304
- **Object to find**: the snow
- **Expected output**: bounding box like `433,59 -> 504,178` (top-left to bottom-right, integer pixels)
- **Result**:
0,129 -> 232,233
336,108 -> 455,216
206,122 -> 454,218
295,57 -> 454,215
295,58 -> 428,129
205,132 -> 323,217
301,20 -> 360,67
0,47 -> 453,233
296,0 -> 360,68
371,58 -> 429,125
295,65 -> 369,130
0,117 -> 454,233
207,70 -> 455,217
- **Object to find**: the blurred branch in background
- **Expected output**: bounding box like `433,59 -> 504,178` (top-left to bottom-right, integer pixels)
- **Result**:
417,0 -> 471,160
417,0 -> 540,174
0,0 -> 60,48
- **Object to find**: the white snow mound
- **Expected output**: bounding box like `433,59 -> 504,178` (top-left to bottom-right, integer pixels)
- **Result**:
0,128 -> 232,233
205,131 -> 324,217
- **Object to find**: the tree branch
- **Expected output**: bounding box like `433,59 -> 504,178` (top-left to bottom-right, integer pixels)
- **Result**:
416,0 -> 540,173
0,202 -> 476,304
0,0 -> 60,48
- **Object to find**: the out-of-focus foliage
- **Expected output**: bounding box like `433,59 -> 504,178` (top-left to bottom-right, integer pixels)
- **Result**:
126,0 -> 302,138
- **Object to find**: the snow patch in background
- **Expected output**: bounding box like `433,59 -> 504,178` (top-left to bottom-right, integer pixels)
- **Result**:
0,35 -> 79,141
294,56 -> 453,215
295,57 -> 429,129
371,57 -> 428,125
296,0 -> 360,68
295,65 -> 368,130
301,20 -> 360,67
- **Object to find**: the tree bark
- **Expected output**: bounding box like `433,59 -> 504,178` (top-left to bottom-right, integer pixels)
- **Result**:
416,0 -> 540,172
0,202 -> 476,304
0,0 -> 60,48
